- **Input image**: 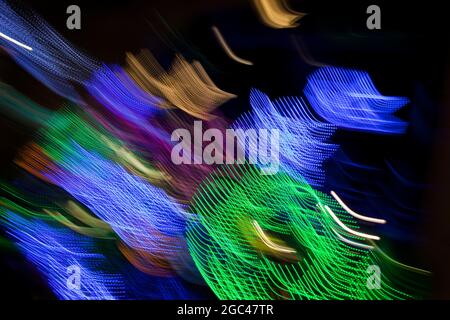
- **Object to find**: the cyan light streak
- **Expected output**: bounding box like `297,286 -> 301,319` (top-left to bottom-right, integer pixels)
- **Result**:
0,82 -> 52,126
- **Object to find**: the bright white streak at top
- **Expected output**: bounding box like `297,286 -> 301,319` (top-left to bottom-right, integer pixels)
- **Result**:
330,191 -> 386,224
322,204 -> 380,241
0,31 -> 33,51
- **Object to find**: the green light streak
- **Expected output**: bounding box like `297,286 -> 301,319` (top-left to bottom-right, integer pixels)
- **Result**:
187,164 -> 415,299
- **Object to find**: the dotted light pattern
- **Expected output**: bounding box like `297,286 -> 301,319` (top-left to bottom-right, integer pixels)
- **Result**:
304,67 -> 409,134
1,205 -> 201,299
1,210 -> 125,300
86,65 -> 162,127
125,50 -> 236,120
46,145 -> 187,256
36,108 -> 118,163
27,108 -> 164,184
187,164 -> 412,299
233,89 -> 338,186
0,0 -> 99,102
13,108 -> 193,279
0,0 -> 424,298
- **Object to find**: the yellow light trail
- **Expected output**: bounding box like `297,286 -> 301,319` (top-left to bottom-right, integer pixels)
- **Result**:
252,220 -> 296,254
211,26 -> 253,66
252,0 -> 306,29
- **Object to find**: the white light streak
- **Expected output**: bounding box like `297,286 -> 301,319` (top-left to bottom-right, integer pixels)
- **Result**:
0,32 -> 33,51
331,228 -> 374,250
322,204 -> 380,241
330,191 -> 386,224
252,220 -> 296,254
